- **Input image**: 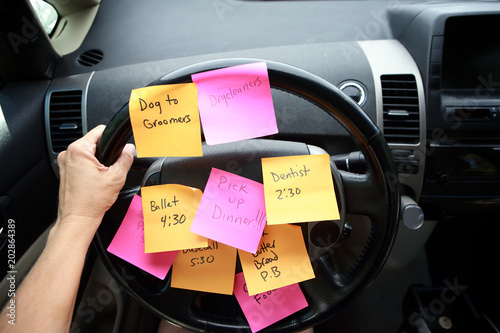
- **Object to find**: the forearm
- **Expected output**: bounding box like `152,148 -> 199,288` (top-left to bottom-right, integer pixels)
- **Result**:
0,126 -> 134,331
0,216 -> 100,332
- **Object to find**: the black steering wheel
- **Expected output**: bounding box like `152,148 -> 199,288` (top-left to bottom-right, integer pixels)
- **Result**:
94,59 -> 399,332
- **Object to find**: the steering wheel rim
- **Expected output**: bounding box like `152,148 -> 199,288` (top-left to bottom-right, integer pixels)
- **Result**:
94,58 -> 400,332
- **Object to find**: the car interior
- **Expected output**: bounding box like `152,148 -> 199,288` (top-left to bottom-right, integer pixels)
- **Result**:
1,0 -> 499,332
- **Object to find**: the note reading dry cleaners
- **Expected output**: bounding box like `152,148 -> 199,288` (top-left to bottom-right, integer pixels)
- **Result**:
129,83 -> 202,157
191,62 -> 278,145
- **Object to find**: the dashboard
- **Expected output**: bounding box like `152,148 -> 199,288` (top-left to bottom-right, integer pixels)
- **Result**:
42,1 -> 500,219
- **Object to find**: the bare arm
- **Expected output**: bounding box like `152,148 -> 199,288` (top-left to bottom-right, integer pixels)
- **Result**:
0,125 -> 135,332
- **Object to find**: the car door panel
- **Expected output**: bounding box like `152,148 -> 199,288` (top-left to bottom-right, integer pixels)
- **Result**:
0,80 -> 59,280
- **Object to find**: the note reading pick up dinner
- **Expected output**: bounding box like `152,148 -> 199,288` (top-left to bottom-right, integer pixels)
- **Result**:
129,83 -> 202,157
190,168 -> 267,253
107,195 -> 177,280
261,154 -> 340,225
238,224 -> 315,296
191,62 -> 278,145
141,184 -> 207,253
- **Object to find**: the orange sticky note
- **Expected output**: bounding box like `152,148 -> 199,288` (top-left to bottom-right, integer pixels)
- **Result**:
171,241 -> 237,295
141,184 -> 207,253
129,83 -> 202,157
239,224 -> 315,296
261,154 -> 340,225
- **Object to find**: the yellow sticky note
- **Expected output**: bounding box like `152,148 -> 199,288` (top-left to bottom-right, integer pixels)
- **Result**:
171,241 -> 237,295
129,83 -> 202,157
239,224 -> 315,296
261,154 -> 340,225
141,184 -> 207,253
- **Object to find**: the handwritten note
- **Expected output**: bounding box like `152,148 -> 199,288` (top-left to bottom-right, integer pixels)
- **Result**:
171,241 -> 237,294
141,184 -> 207,253
129,83 -> 202,157
233,272 -> 308,333
238,224 -> 315,296
261,154 -> 340,225
191,62 -> 278,145
190,168 -> 267,253
107,194 -> 178,280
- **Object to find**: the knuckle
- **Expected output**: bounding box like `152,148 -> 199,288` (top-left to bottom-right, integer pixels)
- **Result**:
57,151 -> 67,163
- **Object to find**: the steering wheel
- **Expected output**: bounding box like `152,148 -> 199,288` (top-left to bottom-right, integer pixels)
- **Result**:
94,59 -> 399,332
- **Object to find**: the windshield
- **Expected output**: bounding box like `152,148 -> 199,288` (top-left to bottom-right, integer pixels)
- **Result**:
30,0 -> 58,35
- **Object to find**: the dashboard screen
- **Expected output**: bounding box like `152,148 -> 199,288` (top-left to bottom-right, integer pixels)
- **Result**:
441,15 -> 500,90
428,146 -> 500,182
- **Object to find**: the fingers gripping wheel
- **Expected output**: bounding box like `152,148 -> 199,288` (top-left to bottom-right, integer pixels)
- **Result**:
94,59 -> 399,332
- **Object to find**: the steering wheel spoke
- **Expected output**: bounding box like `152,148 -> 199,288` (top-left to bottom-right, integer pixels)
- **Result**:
340,170 -> 386,218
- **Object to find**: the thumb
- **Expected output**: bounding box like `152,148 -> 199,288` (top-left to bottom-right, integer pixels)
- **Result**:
108,143 -> 135,177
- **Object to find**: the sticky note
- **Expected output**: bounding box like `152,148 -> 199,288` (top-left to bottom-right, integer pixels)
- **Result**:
233,272 -> 308,333
141,184 -> 207,253
191,62 -> 278,145
171,241 -> 237,294
107,194 -> 178,280
261,154 -> 340,225
190,168 -> 267,253
129,83 -> 202,157
239,224 -> 315,296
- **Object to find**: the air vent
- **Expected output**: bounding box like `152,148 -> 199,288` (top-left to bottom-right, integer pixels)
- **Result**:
77,49 -> 103,67
381,74 -> 420,144
49,90 -> 83,153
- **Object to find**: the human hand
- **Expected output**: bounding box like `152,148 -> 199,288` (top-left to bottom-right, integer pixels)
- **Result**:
56,125 -> 135,231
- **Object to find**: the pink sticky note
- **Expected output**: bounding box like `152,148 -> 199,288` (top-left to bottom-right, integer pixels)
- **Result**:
233,272 -> 308,333
191,62 -> 278,145
107,194 -> 178,280
190,168 -> 267,253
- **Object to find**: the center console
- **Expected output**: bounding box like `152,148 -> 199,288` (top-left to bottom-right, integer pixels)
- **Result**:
395,7 -> 500,217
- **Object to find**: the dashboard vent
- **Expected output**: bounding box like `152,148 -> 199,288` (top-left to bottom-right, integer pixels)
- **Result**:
49,90 -> 83,153
77,49 -> 103,67
381,74 -> 420,144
